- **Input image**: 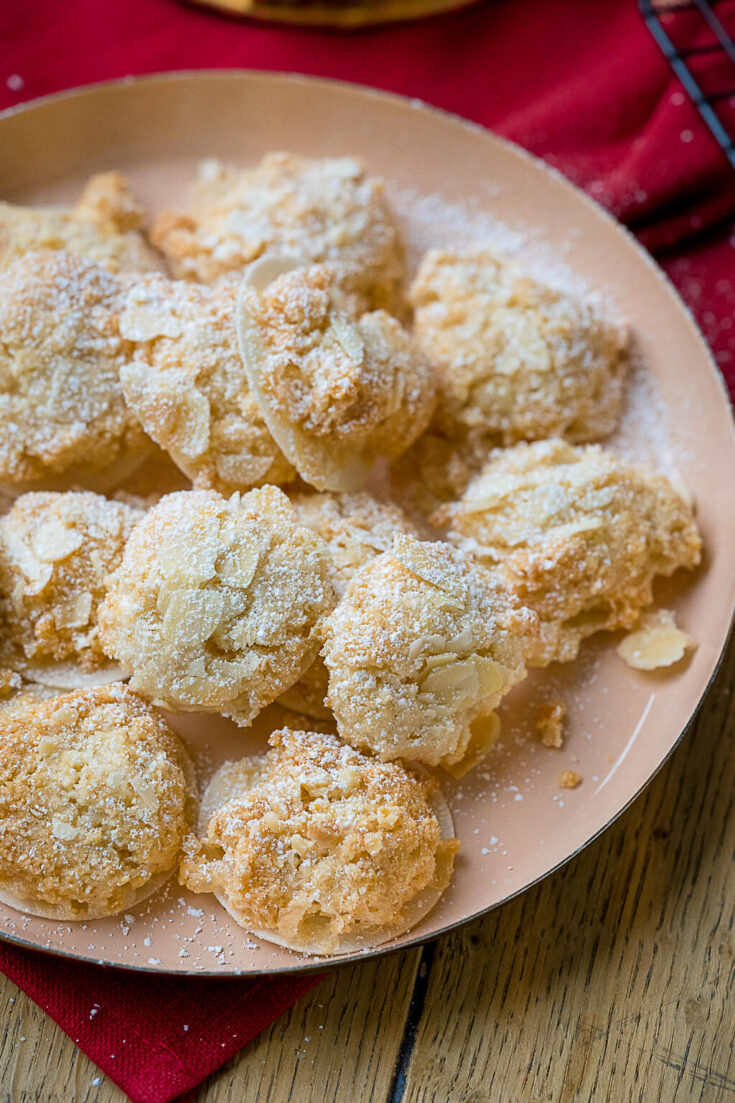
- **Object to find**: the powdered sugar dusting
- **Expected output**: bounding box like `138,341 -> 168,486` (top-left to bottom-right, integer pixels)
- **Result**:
389,183 -> 687,485
389,184 -> 594,301
607,353 -> 683,481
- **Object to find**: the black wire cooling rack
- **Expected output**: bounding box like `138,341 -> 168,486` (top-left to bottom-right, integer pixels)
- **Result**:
639,0 -> 735,168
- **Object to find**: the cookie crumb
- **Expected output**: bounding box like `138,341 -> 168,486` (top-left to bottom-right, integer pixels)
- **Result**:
558,770 -> 581,789
536,700 -> 566,748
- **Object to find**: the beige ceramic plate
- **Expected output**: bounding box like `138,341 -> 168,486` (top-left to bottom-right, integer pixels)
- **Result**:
0,72 -> 733,976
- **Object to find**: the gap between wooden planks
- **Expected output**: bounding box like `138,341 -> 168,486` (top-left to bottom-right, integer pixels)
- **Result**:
0,633 -> 732,1103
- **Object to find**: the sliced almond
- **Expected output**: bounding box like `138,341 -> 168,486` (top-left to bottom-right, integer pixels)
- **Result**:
23,662 -> 126,690
161,522 -> 220,587
31,520 -> 84,563
391,535 -> 466,603
209,655 -> 259,686
421,652 -> 458,674
214,450 -> 274,488
420,659 -> 479,702
130,775 -> 159,811
546,517 -> 602,541
462,473 -> 528,513
198,755 -> 269,833
242,253 -> 307,294
175,390 -> 211,460
55,591 -> 93,629
329,315 -> 365,364
472,655 -> 506,699
442,712 -> 501,778
407,634 -> 447,662
617,609 -> 695,671
217,543 -> 259,590
446,626 -> 475,653
161,588 -> 225,645
2,529 -> 54,592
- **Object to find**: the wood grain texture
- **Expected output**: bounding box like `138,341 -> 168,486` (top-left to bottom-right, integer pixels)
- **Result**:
0,635 -> 731,1103
194,949 -> 421,1102
399,635 -> 735,1103
0,947 -> 421,1103
0,976 -> 125,1103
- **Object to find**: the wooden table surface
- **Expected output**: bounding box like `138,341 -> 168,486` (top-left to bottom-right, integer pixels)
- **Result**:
1,634 -> 733,1103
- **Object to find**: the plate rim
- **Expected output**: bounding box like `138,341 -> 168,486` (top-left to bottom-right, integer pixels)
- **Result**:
0,69 -> 733,977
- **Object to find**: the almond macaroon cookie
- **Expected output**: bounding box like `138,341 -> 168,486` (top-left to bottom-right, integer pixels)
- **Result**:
0,251 -> 149,490
152,153 -> 405,313
322,534 -> 537,770
0,491 -> 142,687
434,439 -> 702,666
118,275 -> 295,495
238,263 -> 435,492
0,172 -> 163,275
0,685 -> 194,920
98,487 -> 336,724
410,248 -> 627,450
180,727 -> 458,955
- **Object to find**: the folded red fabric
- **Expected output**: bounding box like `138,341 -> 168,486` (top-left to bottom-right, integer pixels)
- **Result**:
0,940 -> 321,1102
0,1 -> 733,1101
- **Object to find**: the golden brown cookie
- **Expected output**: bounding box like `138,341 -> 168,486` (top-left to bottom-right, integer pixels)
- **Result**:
119,275 -> 294,493
0,251 -> 149,489
152,153 -> 404,312
322,534 -> 536,768
98,487 -> 336,724
0,173 -> 162,275
180,727 -> 457,954
0,491 -> 141,684
0,685 -> 194,920
238,264 -> 435,491
434,439 -> 702,665
410,248 -> 627,451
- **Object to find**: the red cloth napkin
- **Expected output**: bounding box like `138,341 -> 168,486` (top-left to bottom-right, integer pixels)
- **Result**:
0,941 -> 320,1102
0,1 -> 733,1101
